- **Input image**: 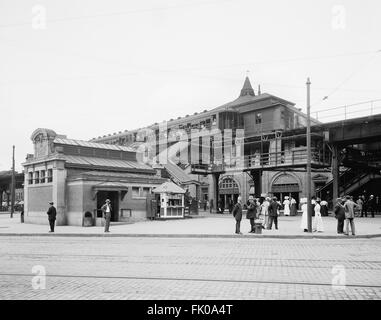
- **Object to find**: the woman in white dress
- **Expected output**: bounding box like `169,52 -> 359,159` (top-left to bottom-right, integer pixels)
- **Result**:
313,198 -> 324,232
283,196 -> 291,216
300,197 -> 308,232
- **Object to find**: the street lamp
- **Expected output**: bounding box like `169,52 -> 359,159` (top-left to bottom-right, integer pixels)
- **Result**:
306,78 -> 312,232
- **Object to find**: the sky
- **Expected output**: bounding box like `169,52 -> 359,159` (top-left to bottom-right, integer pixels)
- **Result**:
0,0 -> 380,171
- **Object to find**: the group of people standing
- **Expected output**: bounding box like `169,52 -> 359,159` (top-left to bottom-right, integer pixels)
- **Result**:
333,196 -> 360,235
232,195 -> 285,234
299,195 -> 361,235
355,194 -> 378,218
300,197 -> 325,232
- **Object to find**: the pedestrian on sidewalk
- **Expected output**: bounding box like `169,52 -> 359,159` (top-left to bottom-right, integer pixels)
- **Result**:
344,195 -> 359,236
290,197 -> 297,216
46,201 -> 57,233
232,196 -> 243,234
300,197 -> 308,232
313,198 -> 324,232
320,199 -> 328,216
362,195 -> 368,217
101,199 -> 112,233
334,197 -> 345,234
367,195 -> 376,218
246,196 -> 257,233
268,196 -> 281,230
261,197 -> 270,229
283,196 -> 290,216
356,197 -> 364,217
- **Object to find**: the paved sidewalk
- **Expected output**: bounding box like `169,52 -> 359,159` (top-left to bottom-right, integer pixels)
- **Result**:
1,212 -> 380,238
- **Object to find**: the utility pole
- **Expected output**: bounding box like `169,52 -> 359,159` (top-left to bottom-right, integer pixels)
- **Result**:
306,78 -> 312,232
10,145 -> 15,219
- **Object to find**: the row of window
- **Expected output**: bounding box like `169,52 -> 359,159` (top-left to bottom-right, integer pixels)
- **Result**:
28,169 -> 53,184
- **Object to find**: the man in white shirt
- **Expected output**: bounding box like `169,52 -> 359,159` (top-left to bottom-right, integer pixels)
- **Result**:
101,199 -> 112,233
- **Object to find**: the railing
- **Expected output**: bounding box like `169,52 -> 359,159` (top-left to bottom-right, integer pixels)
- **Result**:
190,147 -> 331,173
245,147 -> 331,168
314,99 -> 381,123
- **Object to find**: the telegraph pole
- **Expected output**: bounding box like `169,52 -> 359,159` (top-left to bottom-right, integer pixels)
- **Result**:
306,78 -> 312,232
10,145 -> 15,219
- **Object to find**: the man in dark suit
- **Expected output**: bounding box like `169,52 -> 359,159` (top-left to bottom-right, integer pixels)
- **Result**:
47,201 -> 57,233
334,197 -> 345,234
267,196 -> 281,230
101,199 -> 112,232
232,196 -> 243,234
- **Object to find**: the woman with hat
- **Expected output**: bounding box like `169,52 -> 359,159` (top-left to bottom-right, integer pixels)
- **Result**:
300,197 -> 308,232
313,198 -> 324,232
283,196 -> 291,216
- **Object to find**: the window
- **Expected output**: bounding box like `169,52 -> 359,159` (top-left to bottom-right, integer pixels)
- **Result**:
132,187 -> 151,198
132,187 -> 141,198
28,172 -> 33,184
40,170 -> 46,183
255,113 -> 262,124
141,187 -> 150,197
47,169 -> 53,183
34,171 -> 40,184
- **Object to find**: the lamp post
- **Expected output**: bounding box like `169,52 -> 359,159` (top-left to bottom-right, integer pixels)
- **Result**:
306,78 -> 312,232
10,145 -> 15,219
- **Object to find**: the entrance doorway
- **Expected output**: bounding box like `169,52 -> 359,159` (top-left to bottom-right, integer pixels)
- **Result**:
96,191 -> 119,222
273,192 -> 299,205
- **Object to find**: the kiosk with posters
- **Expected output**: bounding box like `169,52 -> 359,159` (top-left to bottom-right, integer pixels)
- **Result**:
153,181 -> 185,218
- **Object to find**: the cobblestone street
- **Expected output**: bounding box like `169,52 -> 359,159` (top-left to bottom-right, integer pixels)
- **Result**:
0,236 -> 380,299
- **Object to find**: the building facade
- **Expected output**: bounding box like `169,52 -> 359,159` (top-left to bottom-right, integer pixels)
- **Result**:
91,77 -> 332,210
23,128 -> 165,226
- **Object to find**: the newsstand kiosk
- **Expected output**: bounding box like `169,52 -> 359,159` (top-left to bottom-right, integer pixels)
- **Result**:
152,181 -> 186,219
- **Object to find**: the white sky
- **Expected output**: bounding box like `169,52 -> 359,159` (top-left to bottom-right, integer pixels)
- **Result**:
0,0 -> 380,171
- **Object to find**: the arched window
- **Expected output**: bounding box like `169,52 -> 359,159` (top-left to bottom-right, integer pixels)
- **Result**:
219,177 -> 239,190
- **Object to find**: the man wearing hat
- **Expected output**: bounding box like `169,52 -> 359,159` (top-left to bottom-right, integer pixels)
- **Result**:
246,196 -> 257,233
232,196 -> 243,234
268,196 -> 282,230
46,201 -> 57,233
101,199 -> 112,232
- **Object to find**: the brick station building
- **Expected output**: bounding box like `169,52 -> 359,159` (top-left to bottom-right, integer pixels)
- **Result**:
23,128 -> 165,226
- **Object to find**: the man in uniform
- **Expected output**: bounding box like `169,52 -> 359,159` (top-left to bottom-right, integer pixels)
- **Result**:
47,201 -> 57,233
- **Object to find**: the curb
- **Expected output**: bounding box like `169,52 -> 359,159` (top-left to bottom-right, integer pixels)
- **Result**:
0,232 -> 380,239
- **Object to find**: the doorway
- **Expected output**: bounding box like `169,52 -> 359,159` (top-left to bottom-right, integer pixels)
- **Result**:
96,191 -> 119,222
273,192 -> 299,204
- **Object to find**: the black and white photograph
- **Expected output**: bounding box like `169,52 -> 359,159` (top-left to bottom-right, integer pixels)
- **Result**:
1,0 -> 381,306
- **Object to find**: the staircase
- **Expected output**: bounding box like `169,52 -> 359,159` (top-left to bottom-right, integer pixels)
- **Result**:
317,168 -> 380,198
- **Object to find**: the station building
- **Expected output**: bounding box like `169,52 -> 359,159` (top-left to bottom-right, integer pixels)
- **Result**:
23,128 -> 165,226
91,77 -> 332,210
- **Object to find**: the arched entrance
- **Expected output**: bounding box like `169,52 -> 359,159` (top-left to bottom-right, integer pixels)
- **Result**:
218,177 -> 240,213
271,174 -> 300,204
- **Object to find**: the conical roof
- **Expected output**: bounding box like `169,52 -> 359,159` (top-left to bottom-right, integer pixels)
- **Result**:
240,76 -> 255,97
152,181 -> 186,194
